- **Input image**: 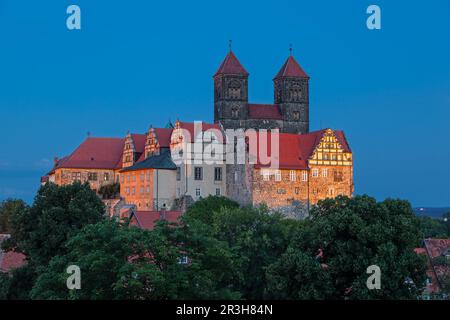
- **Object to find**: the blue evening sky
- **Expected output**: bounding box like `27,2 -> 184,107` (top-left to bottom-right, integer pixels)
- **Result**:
0,0 -> 449,206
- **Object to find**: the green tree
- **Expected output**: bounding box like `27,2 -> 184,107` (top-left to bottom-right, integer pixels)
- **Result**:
31,219 -> 241,300
442,212 -> 450,236
0,199 -> 28,233
1,182 -> 106,299
98,183 -> 120,199
183,195 -> 239,225
3,182 -> 105,266
417,216 -> 448,238
265,195 -> 428,300
182,199 -> 301,299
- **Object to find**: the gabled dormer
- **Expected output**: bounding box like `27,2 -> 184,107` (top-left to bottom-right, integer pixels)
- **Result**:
122,133 -> 137,168
308,129 -> 352,166
145,127 -> 160,158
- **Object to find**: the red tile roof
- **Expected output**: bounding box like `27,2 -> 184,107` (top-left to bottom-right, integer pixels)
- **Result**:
131,211 -> 182,230
131,134 -> 146,154
0,235 -> 26,273
424,239 -> 450,258
51,137 -> 125,171
251,129 -> 351,170
178,121 -> 224,143
153,128 -> 173,148
0,251 -> 26,273
248,104 -> 283,120
214,51 -> 249,77
275,55 -> 309,79
422,239 -> 450,293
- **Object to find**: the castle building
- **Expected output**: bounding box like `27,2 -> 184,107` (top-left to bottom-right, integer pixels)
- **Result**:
45,50 -> 354,215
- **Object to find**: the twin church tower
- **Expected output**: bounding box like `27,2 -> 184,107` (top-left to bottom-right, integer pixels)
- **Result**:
214,50 -> 310,134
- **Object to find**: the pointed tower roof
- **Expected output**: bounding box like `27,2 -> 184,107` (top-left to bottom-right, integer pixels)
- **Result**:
274,55 -> 309,79
214,51 -> 249,77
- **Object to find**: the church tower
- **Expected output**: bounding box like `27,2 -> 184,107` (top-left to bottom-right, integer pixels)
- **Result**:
213,50 -> 249,130
274,54 -> 310,134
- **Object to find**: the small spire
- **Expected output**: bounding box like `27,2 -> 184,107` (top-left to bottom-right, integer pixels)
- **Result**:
289,43 -> 293,56
229,39 -> 232,51
87,131 -> 91,137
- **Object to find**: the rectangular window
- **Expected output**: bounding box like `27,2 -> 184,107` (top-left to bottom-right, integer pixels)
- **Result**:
214,167 -> 222,181
290,170 -> 296,181
88,172 -> 97,181
140,173 -> 145,182
146,171 -> 151,181
126,187 -> 130,195
263,170 -> 270,181
195,188 -> 201,196
146,186 -> 150,194
312,169 -> 319,178
277,188 -> 286,194
334,170 -> 343,182
194,167 -> 203,180
140,187 -> 145,195
127,174 -> 130,183
332,154 -> 337,161
302,171 -> 308,182
322,169 -> 328,178
132,175 -> 136,182
104,173 -> 110,181
132,187 -> 135,195
295,187 -> 300,195
215,188 -> 221,196
176,167 -> 181,181
275,170 -> 281,182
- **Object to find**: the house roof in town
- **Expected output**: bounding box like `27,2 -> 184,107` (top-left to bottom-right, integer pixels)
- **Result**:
274,55 -> 309,79
121,150 -> 177,172
131,211 -> 182,230
248,104 -> 283,120
252,129 -> 351,170
214,51 -> 249,77
422,239 -> 450,293
0,235 -> 26,273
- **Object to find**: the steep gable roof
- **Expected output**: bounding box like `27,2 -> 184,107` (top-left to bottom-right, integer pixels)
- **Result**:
252,129 -> 351,170
51,137 -> 125,171
214,51 -> 249,77
153,128 -> 173,148
275,55 -> 309,79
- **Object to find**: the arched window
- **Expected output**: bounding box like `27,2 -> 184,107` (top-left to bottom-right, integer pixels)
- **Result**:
289,83 -> 302,102
228,80 -> 241,99
231,108 -> 239,119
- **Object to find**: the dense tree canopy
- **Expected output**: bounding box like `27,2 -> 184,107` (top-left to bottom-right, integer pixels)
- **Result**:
2,182 -> 106,266
0,182 -> 106,299
265,196 -> 427,299
0,190 -> 429,300
0,199 -> 28,234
